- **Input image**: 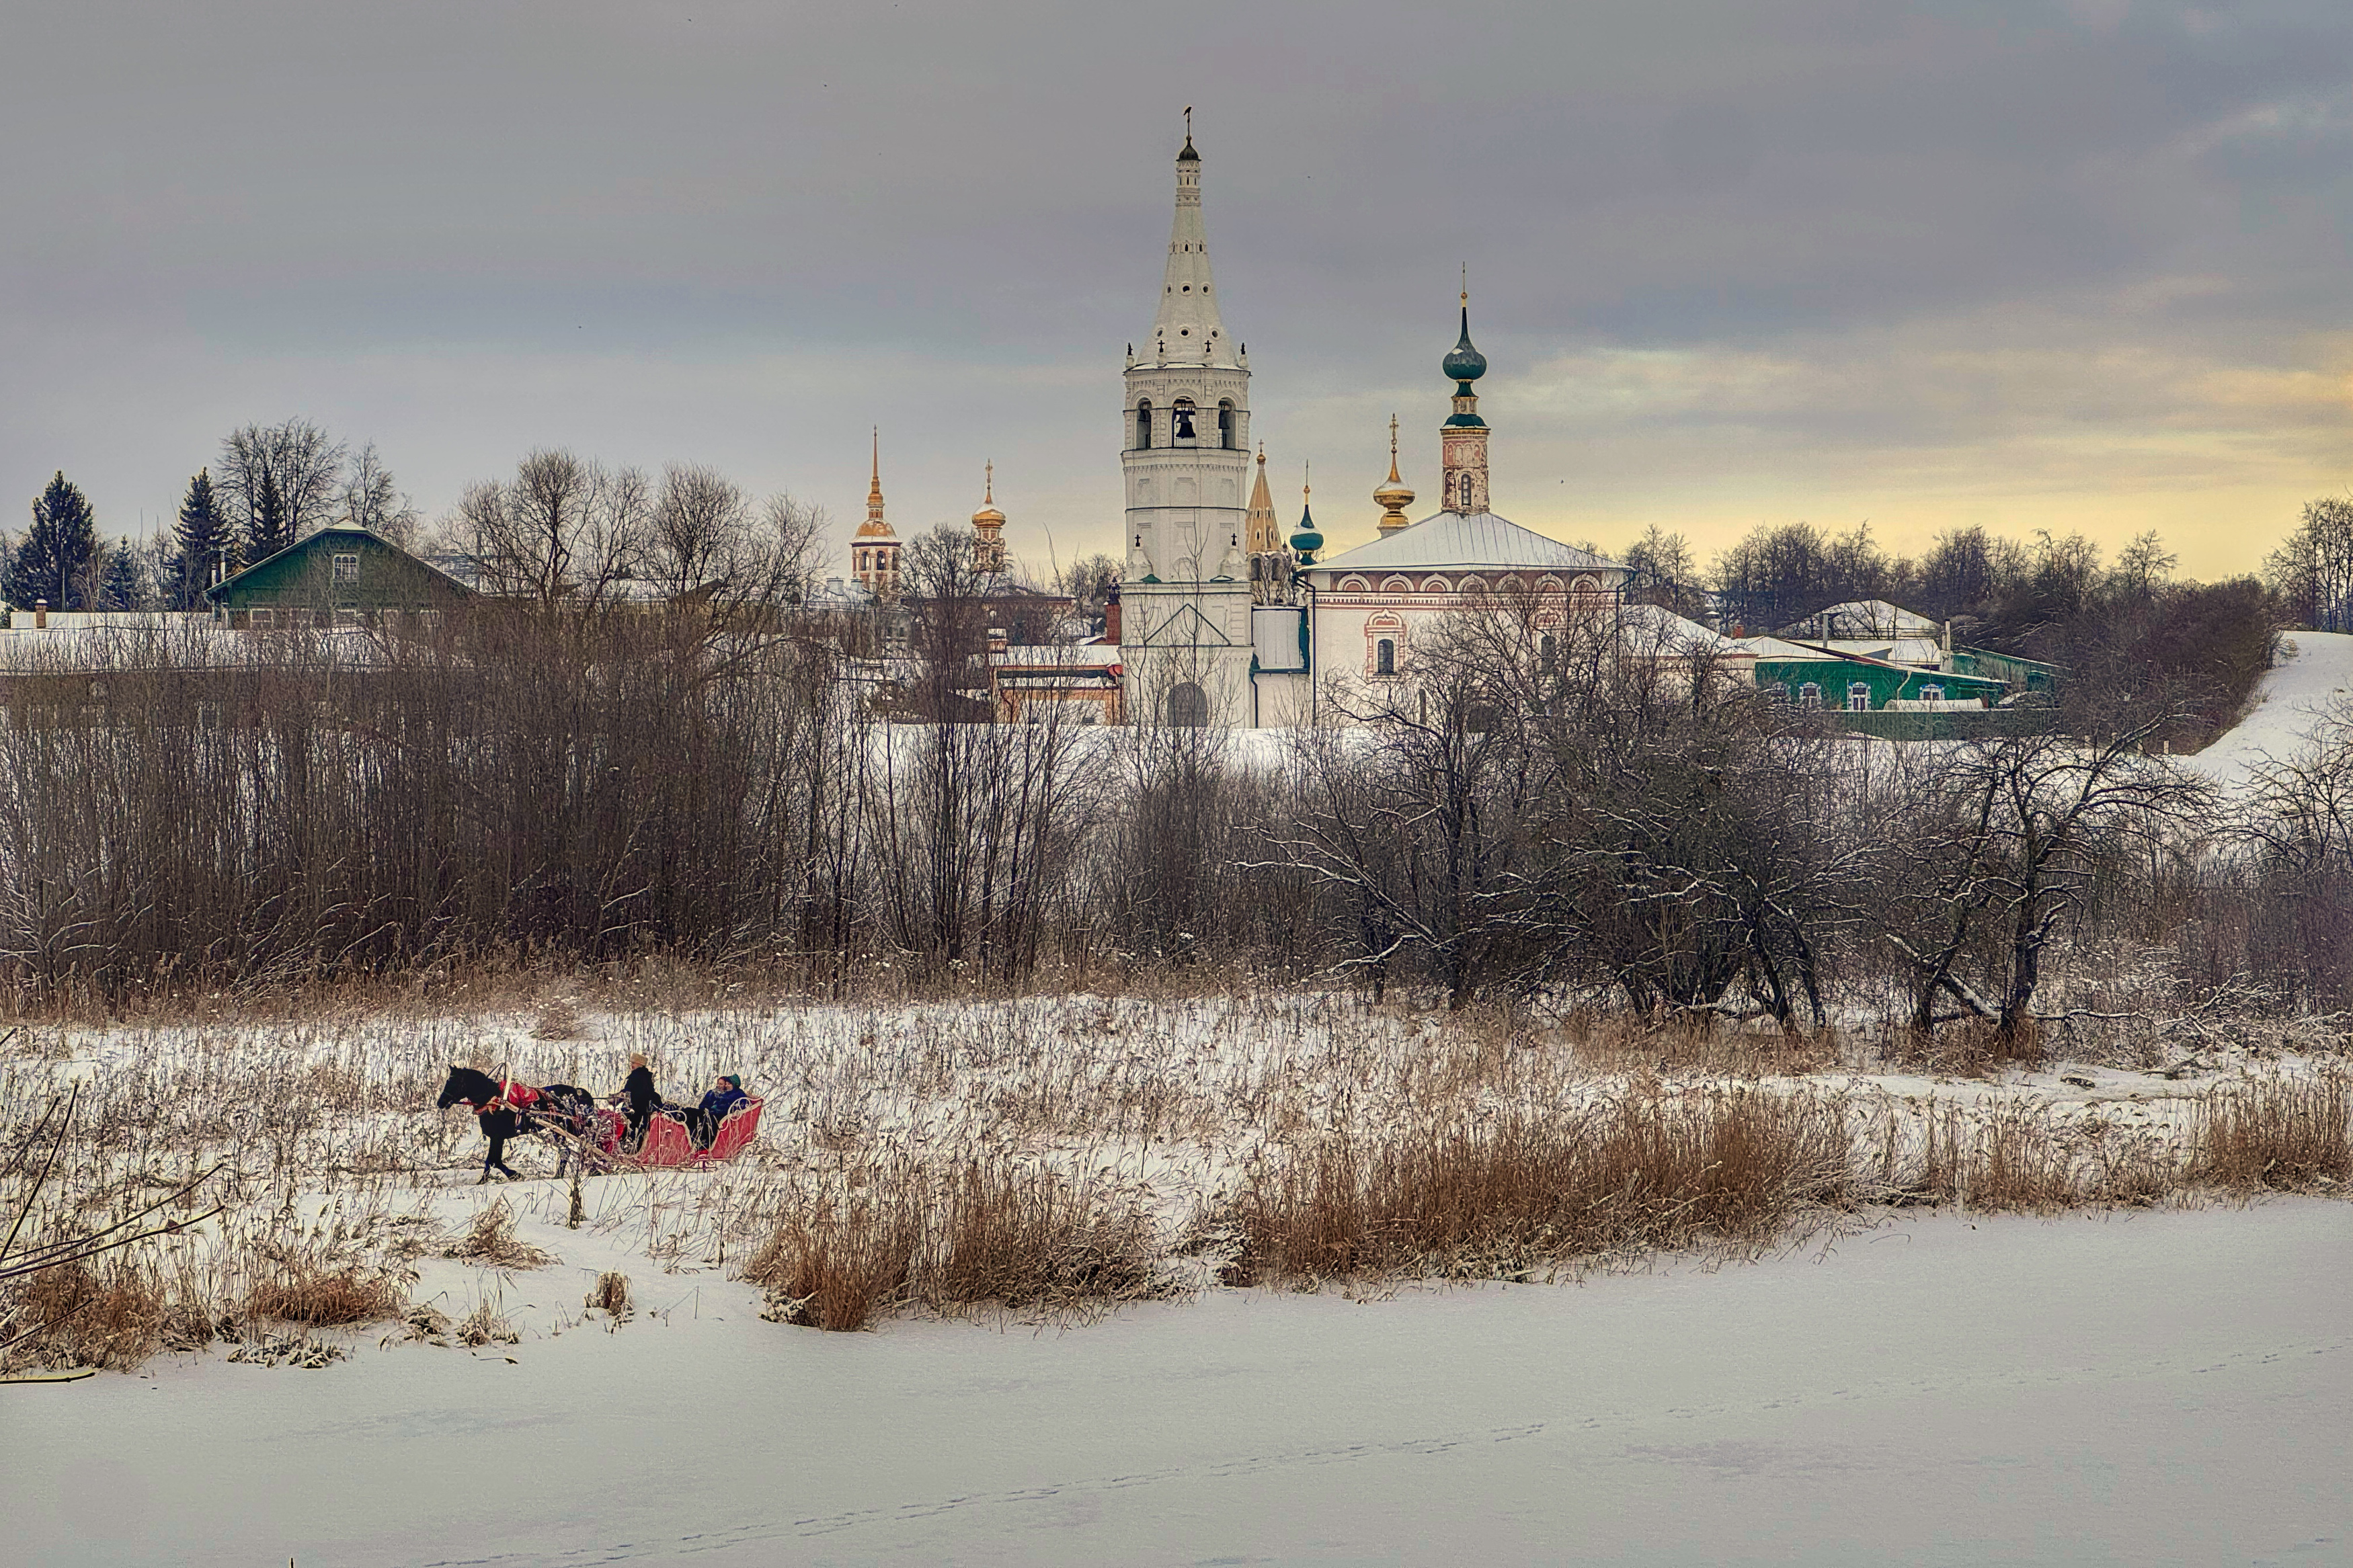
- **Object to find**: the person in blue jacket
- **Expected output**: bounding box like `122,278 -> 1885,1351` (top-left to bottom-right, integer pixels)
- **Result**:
687,1073 -> 748,1147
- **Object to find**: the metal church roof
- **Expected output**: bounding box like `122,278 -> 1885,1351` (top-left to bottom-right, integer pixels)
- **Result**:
1312,511 -> 1622,575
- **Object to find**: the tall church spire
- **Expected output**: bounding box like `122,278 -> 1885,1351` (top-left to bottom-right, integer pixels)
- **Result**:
1244,446 -> 1280,554
1148,116 -> 1236,367
853,426 -> 902,598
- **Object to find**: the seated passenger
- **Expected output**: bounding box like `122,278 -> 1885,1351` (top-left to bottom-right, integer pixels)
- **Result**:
687,1073 -> 748,1147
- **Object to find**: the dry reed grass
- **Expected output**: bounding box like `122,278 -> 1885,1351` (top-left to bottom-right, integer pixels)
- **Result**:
2188,1074 -> 2352,1192
742,1161 -> 1172,1331
1225,1089 -> 1856,1288
585,1270 -> 633,1317
5,1260 -> 169,1370
744,1196 -> 918,1331
441,1200 -> 552,1269
243,1255 -> 405,1327
455,1299 -> 518,1347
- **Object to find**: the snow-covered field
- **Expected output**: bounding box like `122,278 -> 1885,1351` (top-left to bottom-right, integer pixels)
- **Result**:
5,1198 -> 2345,1567
5,992 -> 2348,1563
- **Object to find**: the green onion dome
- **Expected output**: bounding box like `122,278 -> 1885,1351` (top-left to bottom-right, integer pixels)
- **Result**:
1442,302 -> 1487,385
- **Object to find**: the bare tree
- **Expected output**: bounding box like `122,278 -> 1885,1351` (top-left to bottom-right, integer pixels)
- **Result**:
339,442 -> 420,546
217,419 -> 347,559
2265,496 -> 2353,633
442,449 -> 649,613
1878,720 -> 2210,1044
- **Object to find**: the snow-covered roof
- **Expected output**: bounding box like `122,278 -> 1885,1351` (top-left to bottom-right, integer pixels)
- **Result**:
1314,511 -> 1622,575
1780,600 -> 1940,638
1734,634 -> 1829,660
1812,635 -> 1946,668
989,645 -> 1123,668
1618,604 -> 1746,657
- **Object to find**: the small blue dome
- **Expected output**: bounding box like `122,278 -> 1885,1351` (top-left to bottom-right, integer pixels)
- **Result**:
1289,501 -> 1323,558
1443,305 -> 1487,384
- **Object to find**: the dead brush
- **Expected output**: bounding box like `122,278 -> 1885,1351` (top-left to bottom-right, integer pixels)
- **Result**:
243,1253 -> 405,1327
742,1192 -> 918,1331
2188,1073 -> 2352,1192
922,1161 -> 1168,1317
531,999 -> 586,1041
1225,1089 -> 1856,1288
454,1298 -> 518,1347
584,1270 -> 633,1317
1890,1018 -> 2046,1077
441,1198 -> 551,1269
1565,1012 -> 1845,1079
3,1260 -> 167,1372
1899,1104 -> 2083,1212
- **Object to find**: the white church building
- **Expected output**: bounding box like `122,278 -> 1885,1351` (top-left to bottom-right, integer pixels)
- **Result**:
1113,130 -> 1644,728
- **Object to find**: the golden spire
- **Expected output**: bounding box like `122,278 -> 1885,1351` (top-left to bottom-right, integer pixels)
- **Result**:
1375,411 -> 1415,532
984,459 -> 994,505
856,426 -> 895,538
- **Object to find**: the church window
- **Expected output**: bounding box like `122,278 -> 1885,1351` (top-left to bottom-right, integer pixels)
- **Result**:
1798,682 -> 1823,709
1767,682 -> 1789,702
1538,633 -> 1558,669
1458,474 -> 1475,509
1921,685 -> 1945,703
1218,401 -> 1234,449
1172,399 -> 1197,444
331,553 -> 360,585
1847,683 -> 1872,712
1375,639 -> 1396,677
1166,682 -> 1209,728
1136,402 -> 1152,449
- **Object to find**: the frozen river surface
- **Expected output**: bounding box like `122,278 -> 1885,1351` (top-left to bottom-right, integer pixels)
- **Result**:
7,1201 -> 2347,1567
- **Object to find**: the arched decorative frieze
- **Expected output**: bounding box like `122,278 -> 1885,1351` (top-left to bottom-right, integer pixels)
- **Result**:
1382,575 -> 1414,593
1421,575 -> 1451,595
1339,575 -> 1371,593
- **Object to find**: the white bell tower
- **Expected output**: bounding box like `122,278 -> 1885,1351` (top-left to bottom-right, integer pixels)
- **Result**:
1119,115 -> 1259,727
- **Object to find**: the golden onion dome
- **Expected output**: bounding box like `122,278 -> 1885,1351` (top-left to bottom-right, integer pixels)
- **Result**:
970,462 -> 1005,528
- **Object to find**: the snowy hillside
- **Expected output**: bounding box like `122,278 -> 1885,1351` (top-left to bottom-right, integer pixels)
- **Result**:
2186,629 -> 2353,790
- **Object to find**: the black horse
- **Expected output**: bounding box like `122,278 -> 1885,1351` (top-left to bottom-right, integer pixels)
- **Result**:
436,1067 -> 596,1183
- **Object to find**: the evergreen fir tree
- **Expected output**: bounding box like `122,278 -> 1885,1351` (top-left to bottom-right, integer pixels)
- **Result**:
99,542 -> 147,610
247,466 -> 291,561
6,471 -> 99,612
169,467 -> 237,608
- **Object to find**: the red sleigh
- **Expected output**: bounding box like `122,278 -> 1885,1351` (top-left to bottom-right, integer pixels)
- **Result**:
586,1099 -> 764,1169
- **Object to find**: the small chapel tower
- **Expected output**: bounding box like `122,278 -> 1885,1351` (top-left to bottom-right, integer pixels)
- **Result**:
853,429 -> 902,598
1439,281 -> 1490,515
970,462 -> 1008,576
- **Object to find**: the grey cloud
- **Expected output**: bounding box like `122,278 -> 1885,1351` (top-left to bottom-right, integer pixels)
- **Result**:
1,1 -> 2345,570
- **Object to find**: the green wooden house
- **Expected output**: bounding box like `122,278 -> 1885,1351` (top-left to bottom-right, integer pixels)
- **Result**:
1746,639 -> 2009,712
204,523 -> 472,630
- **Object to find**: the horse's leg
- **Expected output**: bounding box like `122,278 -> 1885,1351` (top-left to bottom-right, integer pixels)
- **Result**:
485,1133 -> 519,1180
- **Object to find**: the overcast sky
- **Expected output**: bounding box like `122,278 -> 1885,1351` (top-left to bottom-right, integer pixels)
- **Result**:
3,0 -> 2347,581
